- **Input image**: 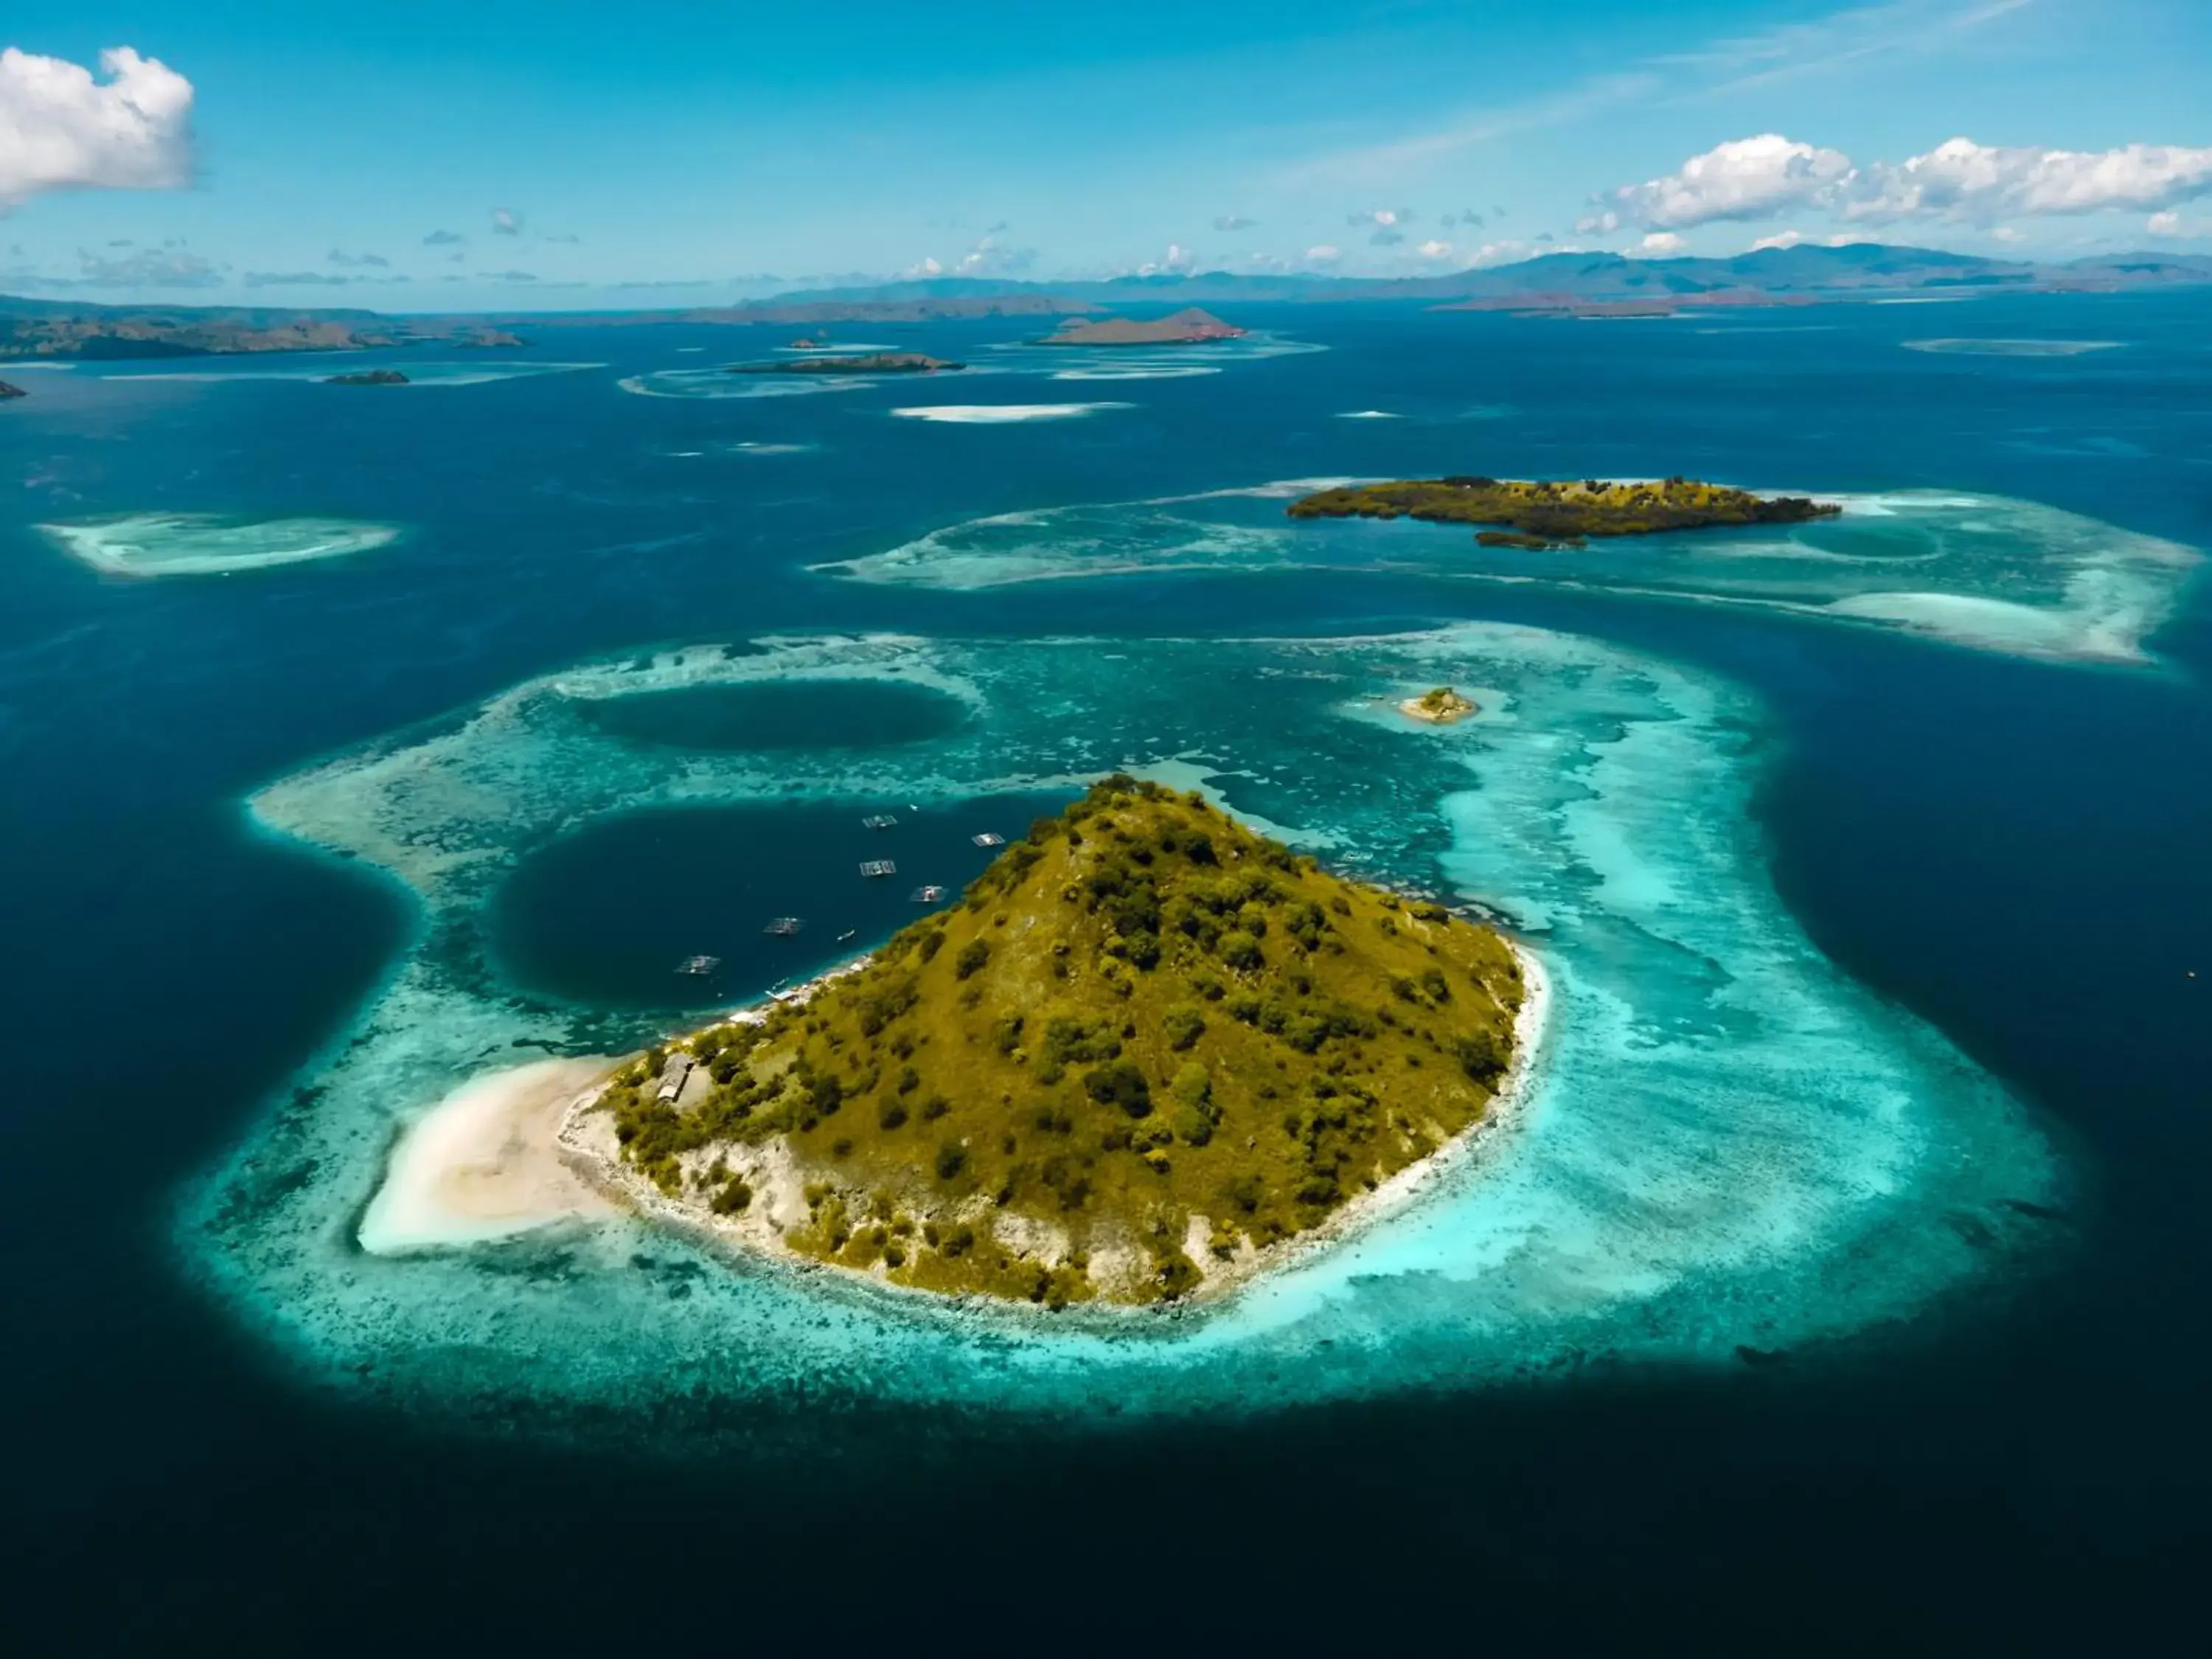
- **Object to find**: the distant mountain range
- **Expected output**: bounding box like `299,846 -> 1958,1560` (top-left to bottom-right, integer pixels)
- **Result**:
4,243 -> 2208,358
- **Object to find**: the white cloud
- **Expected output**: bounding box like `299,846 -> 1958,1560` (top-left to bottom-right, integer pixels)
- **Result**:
1304,243 -> 1342,265
1415,238 -> 1455,260
1750,229 -> 1806,251
1989,225 -> 2025,243
1590,133 -> 1854,231
490,207 -> 523,236
954,234 -> 1036,276
1348,206 -> 1414,229
1134,243 -> 1196,276
1638,231 -> 1688,254
0,46 -> 194,210
1844,137 -> 2212,223
65,244 -> 222,288
1596,131 -> 2212,237
2146,211 -> 2183,236
903,255 -> 943,278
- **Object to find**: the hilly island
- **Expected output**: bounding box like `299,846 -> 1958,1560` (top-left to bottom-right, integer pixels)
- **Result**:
561,778 -> 1531,1310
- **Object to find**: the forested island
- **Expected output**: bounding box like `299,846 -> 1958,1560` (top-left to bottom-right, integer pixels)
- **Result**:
563,777 -> 1529,1309
1288,476 -> 1840,543
1037,307 -> 1246,346
327,369 -> 409,386
728,352 -> 964,375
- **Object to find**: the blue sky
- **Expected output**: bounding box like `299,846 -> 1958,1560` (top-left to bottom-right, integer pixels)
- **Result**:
4,0 -> 2211,310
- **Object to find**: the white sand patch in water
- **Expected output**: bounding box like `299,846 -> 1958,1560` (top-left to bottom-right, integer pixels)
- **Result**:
358,1055 -> 622,1254
889,403 -> 1133,423
38,512 -> 405,579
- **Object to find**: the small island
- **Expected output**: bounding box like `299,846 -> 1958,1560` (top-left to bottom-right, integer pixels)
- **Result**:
327,369 -> 410,386
1037,307 -> 1247,347
1289,476 -> 1840,540
728,352 -> 964,375
1401,686 -> 1476,725
0,380 -> 24,402
560,777 -> 1531,1310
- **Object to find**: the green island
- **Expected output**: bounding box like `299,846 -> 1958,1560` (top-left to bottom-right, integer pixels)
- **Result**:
728,352 -> 964,375
0,380 -> 24,401
326,369 -> 409,386
1287,476 -> 1840,543
568,777 -> 1527,1310
1036,307 -> 1246,347
1401,686 -> 1476,724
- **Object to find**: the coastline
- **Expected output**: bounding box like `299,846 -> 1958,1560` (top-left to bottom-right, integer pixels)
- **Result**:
543,935 -> 1553,1320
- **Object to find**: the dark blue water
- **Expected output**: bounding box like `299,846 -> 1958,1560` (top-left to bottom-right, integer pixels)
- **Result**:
2,295 -> 2208,1649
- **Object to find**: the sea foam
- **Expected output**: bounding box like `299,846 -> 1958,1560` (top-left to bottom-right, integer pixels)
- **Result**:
889,403 -> 1133,423
179,627 -> 2059,1441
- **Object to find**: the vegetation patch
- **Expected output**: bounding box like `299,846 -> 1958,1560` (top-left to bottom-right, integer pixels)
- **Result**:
1287,476 -> 1838,540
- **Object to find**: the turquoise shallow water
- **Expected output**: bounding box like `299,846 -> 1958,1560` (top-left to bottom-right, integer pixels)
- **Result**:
4,292 -> 2209,1644
188,627 -> 2056,1424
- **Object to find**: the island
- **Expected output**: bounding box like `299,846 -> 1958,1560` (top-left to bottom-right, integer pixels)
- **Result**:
559,776 -> 1532,1310
1288,476 -> 1840,540
0,380 -> 24,401
728,352 -> 964,376
1401,686 -> 1476,724
326,369 -> 409,386
1036,307 -> 1247,347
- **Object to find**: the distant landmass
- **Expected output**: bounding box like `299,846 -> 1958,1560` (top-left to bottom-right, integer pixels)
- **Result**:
728,352 -> 964,375
0,295 -> 526,362
326,369 -> 410,386
1036,307 -> 1247,346
4,243 -> 2207,356
0,379 -> 24,401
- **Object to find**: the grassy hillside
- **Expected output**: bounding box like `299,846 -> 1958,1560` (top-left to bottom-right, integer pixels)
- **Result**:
599,777 -> 1524,1308
1288,476 -> 1839,542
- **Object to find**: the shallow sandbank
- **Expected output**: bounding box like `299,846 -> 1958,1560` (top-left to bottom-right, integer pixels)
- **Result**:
359,1055 -> 622,1253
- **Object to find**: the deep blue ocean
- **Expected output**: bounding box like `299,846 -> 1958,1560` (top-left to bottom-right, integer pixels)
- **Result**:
3,294 -> 2208,1650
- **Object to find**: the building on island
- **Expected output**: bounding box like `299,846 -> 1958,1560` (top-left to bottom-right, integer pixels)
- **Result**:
655,1053 -> 695,1105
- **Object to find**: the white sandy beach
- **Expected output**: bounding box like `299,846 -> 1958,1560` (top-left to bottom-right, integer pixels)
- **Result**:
358,1054 -> 623,1253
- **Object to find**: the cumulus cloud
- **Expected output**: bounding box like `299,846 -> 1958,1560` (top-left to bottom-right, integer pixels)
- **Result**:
1597,132 -> 2212,236
1304,243 -> 1343,265
68,245 -> 222,288
1587,133 -> 1852,232
422,229 -> 465,246
1134,243 -> 1196,276
955,234 -> 1037,275
1348,206 -> 1414,229
1212,214 -> 1256,232
1750,229 -> 1806,251
903,255 -> 943,278
0,46 -> 194,210
1638,231 -> 1687,255
1843,137 -> 2212,223
1414,239 -> 1456,260
490,207 -> 523,236
327,248 -> 390,268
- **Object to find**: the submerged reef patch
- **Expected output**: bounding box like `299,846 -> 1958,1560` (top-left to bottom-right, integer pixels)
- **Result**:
38,512 -> 405,579
180,627 -> 2058,1439
819,484 -> 2203,667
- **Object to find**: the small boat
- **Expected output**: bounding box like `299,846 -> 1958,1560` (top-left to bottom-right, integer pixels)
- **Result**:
971,832 -> 1006,848
762,917 -> 806,936
859,859 -> 897,879
860,813 -> 900,830
910,884 -> 947,904
675,953 -> 721,975
836,929 -> 857,943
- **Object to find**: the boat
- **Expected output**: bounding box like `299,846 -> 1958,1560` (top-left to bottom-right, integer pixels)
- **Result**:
860,813 -> 900,830
762,917 -> 806,936
674,953 -> 721,975
836,929 -> 857,943
859,859 -> 897,878
909,884 -> 947,903
972,832 -> 1006,848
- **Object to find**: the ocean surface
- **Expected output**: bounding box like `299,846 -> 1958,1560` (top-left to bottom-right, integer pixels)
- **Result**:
3,294 -> 2208,1650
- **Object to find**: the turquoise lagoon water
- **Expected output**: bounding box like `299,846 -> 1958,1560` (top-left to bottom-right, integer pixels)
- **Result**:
5,292 -> 2209,1645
